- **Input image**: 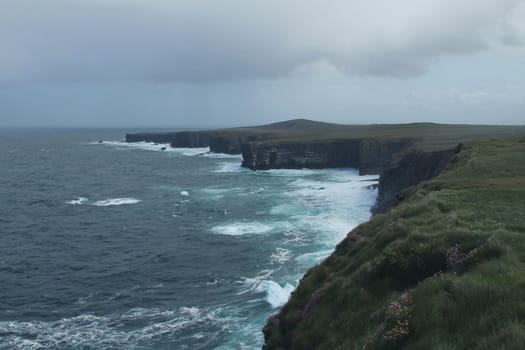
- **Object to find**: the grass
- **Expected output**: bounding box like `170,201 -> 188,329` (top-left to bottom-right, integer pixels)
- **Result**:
263,136 -> 525,350
130,119 -> 525,152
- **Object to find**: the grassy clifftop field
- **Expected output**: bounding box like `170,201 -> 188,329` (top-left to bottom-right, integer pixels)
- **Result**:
264,136 -> 525,349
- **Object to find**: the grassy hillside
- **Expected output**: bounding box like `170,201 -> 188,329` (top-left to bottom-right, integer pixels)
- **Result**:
128,119 -> 525,153
231,119 -> 524,144
264,136 -> 525,349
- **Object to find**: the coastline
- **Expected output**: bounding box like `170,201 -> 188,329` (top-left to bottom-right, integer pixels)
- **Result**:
125,121 -> 525,349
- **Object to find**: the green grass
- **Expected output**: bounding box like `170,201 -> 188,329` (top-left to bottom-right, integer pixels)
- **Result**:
263,137 -> 525,350
225,119 -> 525,150
134,119 -> 525,152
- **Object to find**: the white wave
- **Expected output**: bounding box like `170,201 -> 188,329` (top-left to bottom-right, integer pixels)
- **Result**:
170,147 -> 210,156
295,249 -> 334,267
270,248 -> 291,264
180,191 -> 189,197
95,140 -> 172,152
202,152 -> 243,159
237,270 -> 295,308
269,168 -> 378,246
256,280 -> 295,309
91,198 -> 141,207
211,222 -> 274,236
213,162 -> 245,173
282,228 -> 309,244
94,140 -> 211,156
259,168 -> 321,177
0,306 -> 220,350
66,197 -> 88,205
237,269 -> 274,294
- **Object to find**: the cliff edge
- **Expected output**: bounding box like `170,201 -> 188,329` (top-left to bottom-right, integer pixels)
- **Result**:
263,137 -> 525,350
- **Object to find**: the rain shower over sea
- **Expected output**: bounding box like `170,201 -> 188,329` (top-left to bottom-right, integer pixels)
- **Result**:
0,129 -> 377,349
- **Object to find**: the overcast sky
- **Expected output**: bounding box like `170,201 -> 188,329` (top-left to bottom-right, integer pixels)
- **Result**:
1,0 -> 524,127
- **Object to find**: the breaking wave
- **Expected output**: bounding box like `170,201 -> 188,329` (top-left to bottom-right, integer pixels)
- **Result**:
0,306 -> 222,350
91,198 -> 141,207
66,197 -> 89,205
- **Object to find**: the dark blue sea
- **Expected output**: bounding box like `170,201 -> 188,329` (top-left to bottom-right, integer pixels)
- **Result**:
0,129 -> 377,349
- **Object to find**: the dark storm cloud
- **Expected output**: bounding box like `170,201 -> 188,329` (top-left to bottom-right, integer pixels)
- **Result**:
1,0 -> 524,83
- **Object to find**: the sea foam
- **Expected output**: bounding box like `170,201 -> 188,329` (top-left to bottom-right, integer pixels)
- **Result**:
256,280 -> 295,309
169,147 -> 210,156
202,152 -> 243,159
0,306 -> 220,350
94,140 -> 210,156
213,162 -> 245,173
91,198 -> 141,207
211,222 -> 274,236
66,197 -> 89,205
238,270 -> 295,309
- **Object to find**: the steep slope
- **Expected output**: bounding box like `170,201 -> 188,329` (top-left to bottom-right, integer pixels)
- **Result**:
263,137 -> 525,349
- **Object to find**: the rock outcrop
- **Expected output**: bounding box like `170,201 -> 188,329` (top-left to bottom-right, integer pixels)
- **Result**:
373,144 -> 462,213
126,131 -> 257,154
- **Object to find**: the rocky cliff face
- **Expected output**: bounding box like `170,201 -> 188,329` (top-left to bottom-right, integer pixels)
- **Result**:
241,138 -> 415,175
169,132 -> 211,148
241,140 -> 361,170
373,144 -> 461,214
209,135 -> 259,154
126,131 -> 256,154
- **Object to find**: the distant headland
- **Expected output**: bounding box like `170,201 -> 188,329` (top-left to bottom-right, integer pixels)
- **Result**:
126,119 -> 524,212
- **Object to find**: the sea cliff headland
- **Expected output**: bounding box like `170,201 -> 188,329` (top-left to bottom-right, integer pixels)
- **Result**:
127,119 -> 525,349
127,119 -> 524,210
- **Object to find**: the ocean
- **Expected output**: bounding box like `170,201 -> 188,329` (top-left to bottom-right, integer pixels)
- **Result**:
0,128 -> 377,349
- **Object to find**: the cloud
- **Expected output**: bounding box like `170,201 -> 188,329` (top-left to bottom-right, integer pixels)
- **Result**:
0,0 -> 524,82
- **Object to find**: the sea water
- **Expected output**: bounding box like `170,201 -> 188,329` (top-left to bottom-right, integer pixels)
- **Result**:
0,128 -> 377,349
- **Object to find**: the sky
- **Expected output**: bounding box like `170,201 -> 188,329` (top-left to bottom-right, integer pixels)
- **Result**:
0,0 -> 524,128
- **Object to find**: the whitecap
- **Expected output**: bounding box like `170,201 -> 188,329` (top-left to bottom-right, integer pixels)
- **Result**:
270,248 -> 291,264
211,222 -> 274,236
91,198 -> 141,207
94,141 -> 212,156
237,270 -> 295,308
180,191 -> 189,197
0,306 -> 220,349
95,140 -> 172,152
295,249 -> 334,267
213,162 -> 245,173
170,147 -> 210,156
258,168 -> 320,177
66,197 -> 88,205
202,152 -> 243,159
256,280 -> 295,309
237,269 -> 274,294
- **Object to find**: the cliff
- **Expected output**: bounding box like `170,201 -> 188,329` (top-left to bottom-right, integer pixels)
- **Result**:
127,119 -> 524,172
373,145 -> 461,214
124,121 -> 525,349
126,131 -> 259,154
263,137 -> 525,349
240,138 -> 415,175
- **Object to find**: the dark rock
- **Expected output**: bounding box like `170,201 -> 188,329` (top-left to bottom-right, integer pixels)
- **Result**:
241,138 -> 415,174
262,314 -> 281,338
302,288 -> 326,320
373,144 -> 462,214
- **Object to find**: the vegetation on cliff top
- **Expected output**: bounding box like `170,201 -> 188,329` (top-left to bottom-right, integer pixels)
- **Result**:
264,136 -> 525,349
128,119 -> 525,152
